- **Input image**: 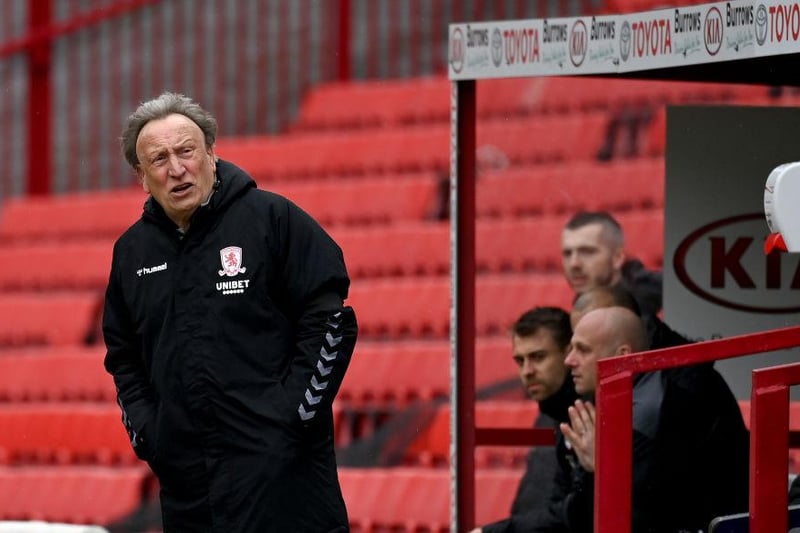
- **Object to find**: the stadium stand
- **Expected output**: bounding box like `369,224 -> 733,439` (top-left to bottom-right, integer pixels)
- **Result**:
0,403 -> 136,466
476,158 -> 665,218
0,242 -> 113,291
338,467 -> 523,531
347,273 -> 572,339
0,347 -> 112,402
339,337 -> 515,408
264,172 -> 442,227
292,75 -> 767,130
0,466 -> 147,525
0,293 -> 98,346
0,30 -> 788,533
0,190 -> 144,243
214,111 -> 608,181
403,401 -> 539,468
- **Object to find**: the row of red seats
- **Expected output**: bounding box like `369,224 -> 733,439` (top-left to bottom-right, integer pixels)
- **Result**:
0,403 -> 135,466
292,75 -> 765,132
214,112 -> 608,181
0,274 -> 566,345
0,292 -> 98,346
348,273 -> 572,339
477,158 -> 664,218
338,466 -> 523,531
0,465 -> 147,525
0,158 -> 665,244
0,338 -> 517,407
2,393 -> 799,471
0,210 -> 664,290
0,173 -> 439,243
0,463 -> 516,529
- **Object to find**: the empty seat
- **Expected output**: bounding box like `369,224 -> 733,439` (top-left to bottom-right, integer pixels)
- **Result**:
0,292 -> 99,346
339,467 -> 523,532
0,346 -> 114,402
293,77 -> 449,131
347,273 -> 572,339
0,403 -> 136,466
537,77 -> 765,113
332,223 -> 449,278
477,158 -> 665,219
267,172 -> 441,227
215,112 -> 609,181
404,401 -> 541,467
0,241 -> 113,291
0,190 -> 144,243
338,337 -> 517,409
0,465 -> 147,525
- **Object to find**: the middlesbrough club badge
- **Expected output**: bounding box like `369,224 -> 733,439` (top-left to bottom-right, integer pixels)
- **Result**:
218,246 -> 247,277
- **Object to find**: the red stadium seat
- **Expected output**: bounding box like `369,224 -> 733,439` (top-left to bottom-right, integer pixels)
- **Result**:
0,240 -> 113,291
339,467 -> 523,532
216,112 -> 609,181
293,77 -> 449,131
267,172 -> 440,228
335,208 -> 662,281
475,274 -> 573,336
0,346 -> 114,402
0,403 -> 136,466
0,292 -> 99,346
617,210 -> 665,270
347,274 -> 571,339
0,465 -> 147,524
404,401 -> 539,467
476,217 -> 565,274
338,337 -> 517,409
332,222 -> 449,278
0,189 -> 145,243
477,158 -> 665,219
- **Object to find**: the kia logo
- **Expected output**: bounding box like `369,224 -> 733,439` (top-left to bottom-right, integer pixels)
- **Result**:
450,27 -> 465,73
673,213 -> 800,313
570,19 -> 588,66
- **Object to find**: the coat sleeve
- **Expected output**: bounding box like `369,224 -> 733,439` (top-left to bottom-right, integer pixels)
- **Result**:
102,243 -> 157,462
271,198 -> 358,431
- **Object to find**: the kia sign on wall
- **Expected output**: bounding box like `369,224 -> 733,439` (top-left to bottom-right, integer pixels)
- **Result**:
664,106 -> 800,399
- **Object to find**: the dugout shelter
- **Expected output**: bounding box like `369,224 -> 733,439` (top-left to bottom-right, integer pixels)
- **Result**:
448,3 -> 800,532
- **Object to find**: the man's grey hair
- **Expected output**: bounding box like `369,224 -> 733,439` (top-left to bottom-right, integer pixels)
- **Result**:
120,92 -> 218,169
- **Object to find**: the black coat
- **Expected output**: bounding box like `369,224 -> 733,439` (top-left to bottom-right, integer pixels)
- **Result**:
482,378 -> 578,533
535,364 -> 749,533
103,160 -> 357,532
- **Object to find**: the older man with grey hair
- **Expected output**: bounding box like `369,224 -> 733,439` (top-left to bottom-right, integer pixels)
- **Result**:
104,92 -> 357,532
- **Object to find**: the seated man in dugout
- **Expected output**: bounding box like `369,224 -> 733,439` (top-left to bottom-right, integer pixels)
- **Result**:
530,305 -> 749,533
470,307 -> 577,533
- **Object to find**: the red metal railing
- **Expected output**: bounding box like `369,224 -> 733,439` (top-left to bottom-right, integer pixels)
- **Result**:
595,325 -> 800,533
750,361 -> 800,533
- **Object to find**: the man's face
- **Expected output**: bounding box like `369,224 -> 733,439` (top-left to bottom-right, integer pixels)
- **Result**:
512,329 -> 569,402
135,113 -> 217,229
561,223 -> 624,294
564,316 -> 611,396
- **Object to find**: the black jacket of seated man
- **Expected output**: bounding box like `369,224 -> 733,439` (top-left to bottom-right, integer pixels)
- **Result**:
481,377 -> 577,533
529,364 -> 749,533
